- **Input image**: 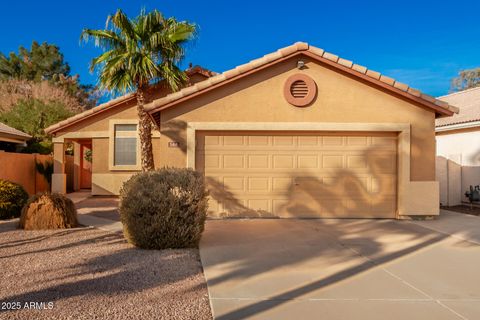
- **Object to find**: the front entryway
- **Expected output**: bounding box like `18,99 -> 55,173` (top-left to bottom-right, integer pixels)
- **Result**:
196,132 -> 397,218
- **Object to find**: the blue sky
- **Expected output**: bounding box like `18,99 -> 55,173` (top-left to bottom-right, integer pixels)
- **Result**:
1,0 -> 479,97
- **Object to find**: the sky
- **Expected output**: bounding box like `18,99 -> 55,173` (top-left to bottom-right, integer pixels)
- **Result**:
1,0 -> 479,97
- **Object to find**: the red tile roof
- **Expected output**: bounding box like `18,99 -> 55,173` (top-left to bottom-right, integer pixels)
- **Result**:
145,42 -> 459,119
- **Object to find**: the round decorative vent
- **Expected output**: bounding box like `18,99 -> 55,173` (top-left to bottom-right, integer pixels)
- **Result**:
284,74 -> 317,107
290,80 -> 309,98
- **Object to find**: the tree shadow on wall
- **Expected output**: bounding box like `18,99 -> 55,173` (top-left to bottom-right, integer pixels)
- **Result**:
205,146 -> 396,219
161,120 -> 188,154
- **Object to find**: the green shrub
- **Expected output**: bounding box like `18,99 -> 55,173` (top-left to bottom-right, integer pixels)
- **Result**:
119,168 -> 209,249
19,192 -> 78,230
0,179 -> 29,219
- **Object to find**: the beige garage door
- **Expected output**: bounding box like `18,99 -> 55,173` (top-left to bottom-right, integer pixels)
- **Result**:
196,131 -> 397,218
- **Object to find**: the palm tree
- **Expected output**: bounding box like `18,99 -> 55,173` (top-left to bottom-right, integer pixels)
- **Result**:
81,9 -> 196,171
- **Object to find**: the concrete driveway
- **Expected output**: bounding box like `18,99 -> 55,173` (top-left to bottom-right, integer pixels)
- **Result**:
200,211 -> 480,320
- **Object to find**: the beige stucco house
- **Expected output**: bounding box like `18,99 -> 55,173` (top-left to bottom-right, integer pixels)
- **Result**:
436,87 -> 480,205
46,42 -> 458,219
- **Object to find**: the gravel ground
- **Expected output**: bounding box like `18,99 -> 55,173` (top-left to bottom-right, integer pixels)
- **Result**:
0,220 -> 212,320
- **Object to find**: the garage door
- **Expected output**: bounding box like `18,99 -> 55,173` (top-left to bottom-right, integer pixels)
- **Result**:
196,132 -> 397,218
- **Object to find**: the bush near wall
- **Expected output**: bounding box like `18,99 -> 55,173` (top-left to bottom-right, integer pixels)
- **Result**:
119,168 -> 209,249
0,179 -> 29,219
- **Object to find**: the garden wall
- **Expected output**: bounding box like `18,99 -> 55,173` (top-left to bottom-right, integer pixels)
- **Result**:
0,151 -> 52,195
436,156 -> 480,206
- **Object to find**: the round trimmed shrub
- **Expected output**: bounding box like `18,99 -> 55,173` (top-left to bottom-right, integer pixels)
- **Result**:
0,179 -> 29,219
119,168 -> 209,249
19,192 -> 78,230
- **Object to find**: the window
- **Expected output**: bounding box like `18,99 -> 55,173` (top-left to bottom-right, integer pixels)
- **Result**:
114,124 -> 137,166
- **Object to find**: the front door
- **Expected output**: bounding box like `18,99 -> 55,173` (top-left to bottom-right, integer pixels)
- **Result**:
80,143 -> 92,189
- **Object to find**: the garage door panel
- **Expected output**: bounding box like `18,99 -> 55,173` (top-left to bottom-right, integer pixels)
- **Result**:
223,177 -> 245,191
272,177 -> 294,191
197,132 -> 397,218
247,136 -> 270,145
297,155 -> 319,168
347,136 -> 368,146
322,136 -> 343,146
247,177 -> 270,192
347,155 -> 368,169
322,155 -> 344,168
248,154 -> 269,168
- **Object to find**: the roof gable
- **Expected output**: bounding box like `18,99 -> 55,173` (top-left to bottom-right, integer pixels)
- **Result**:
45,66 -> 215,135
146,42 -> 458,124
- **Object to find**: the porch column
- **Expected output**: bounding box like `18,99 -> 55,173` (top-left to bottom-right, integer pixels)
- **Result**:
73,141 -> 81,191
51,142 -> 66,193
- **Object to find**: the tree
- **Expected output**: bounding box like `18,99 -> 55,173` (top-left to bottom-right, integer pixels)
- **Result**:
0,41 -> 99,109
0,98 -> 74,153
0,41 -> 70,81
451,68 -> 480,92
81,9 -> 196,171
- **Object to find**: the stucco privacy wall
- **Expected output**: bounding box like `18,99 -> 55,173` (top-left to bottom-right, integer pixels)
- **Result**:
436,129 -> 480,205
436,128 -> 480,166
0,151 -> 51,195
157,55 -> 439,217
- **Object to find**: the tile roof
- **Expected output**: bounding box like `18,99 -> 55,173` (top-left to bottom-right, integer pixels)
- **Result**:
436,87 -> 480,128
145,42 -> 459,118
0,122 -> 31,140
44,66 -> 215,134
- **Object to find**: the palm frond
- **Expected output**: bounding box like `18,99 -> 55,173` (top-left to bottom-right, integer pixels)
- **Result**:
82,8 -> 197,93
106,9 -> 137,41
80,29 -> 125,50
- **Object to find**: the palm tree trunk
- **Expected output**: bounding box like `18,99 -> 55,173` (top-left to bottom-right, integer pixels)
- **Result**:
136,87 -> 155,171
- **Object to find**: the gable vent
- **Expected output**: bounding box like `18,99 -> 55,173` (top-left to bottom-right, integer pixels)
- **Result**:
290,80 -> 309,98
284,74 -> 317,107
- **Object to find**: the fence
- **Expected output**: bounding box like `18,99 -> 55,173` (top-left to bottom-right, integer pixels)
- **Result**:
436,156 -> 480,206
0,151 -> 53,195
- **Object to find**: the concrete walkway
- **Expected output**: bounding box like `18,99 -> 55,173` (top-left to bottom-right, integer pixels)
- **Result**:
67,192 -> 123,233
410,209 -> 480,245
200,212 -> 480,320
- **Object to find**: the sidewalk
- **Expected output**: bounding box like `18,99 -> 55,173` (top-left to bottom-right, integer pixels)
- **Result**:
67,191 -> 123,233
410,209 -> 480,245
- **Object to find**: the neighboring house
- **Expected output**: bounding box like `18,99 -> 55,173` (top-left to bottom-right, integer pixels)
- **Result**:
436,87 -> 480,206
0,121 -> 31,152
47,42 -> 458,219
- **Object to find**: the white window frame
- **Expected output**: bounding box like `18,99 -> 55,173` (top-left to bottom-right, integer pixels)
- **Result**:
109,119 -> 141,171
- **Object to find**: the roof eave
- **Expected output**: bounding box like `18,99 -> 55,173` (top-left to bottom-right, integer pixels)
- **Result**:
45,95 -> 137,135
146,49 -> 457,119
45,67 -> 215,136
436,120 -> 480,132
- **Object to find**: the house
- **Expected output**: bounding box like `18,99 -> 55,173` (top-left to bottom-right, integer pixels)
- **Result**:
436,87 -> 480,205
0,121 -> 31,152
45,66 -> 215,193
47,42 -> 458,219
